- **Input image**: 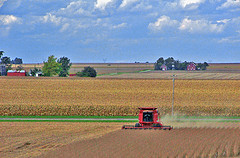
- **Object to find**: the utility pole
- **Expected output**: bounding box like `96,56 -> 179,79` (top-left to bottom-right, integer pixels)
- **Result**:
172,74 -> 176,116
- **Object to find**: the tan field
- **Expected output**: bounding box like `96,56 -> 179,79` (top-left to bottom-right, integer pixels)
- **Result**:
0,122 -> 239,158
0,122 -> 125,158
11,63 -> 153,75
11,63 -> 240,75
0,77 -> 239,116
98,70 -> 240,79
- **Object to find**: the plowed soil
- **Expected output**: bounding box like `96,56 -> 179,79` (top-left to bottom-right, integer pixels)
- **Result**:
41,123 -> 240,158
0,122 -> 125,158
1,122 -> 239,158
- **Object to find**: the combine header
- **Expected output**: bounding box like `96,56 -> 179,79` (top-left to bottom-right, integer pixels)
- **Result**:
122,107 -> 173,130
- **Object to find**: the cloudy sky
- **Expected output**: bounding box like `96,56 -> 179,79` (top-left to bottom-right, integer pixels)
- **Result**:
0,0 -> 240,63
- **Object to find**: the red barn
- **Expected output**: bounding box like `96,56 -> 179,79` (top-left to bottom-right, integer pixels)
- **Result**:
7,70 -> 26,76
187,63 -> 196,71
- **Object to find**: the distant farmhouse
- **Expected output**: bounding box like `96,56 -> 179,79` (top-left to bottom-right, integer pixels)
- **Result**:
187,63 -> 196,71
0,64 -> 6,76
160,64 -> 167,71
155,57 -> 208,71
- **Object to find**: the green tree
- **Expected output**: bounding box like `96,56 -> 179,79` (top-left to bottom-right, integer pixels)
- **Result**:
16,65 -> 24,71
57,56 -> 72,77
42,55 -> 62,76
76,66 -> 97,77
1,56 -> 12,72
165,57 -> 175,70
1,56 -> 11,64
180,61 -> 189,70
0,51 -> 4,59
154,57 -> 164,70
30,67 -> 42,76
13,57 -> 23,64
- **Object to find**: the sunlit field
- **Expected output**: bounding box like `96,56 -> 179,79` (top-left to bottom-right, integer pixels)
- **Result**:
1,78 -> 239,116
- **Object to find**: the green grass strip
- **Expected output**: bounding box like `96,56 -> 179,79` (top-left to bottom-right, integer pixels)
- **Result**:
97,69 -> 153,76
172,116 -> 240,120
0,115 -> 138,119
0,120 -> 137,123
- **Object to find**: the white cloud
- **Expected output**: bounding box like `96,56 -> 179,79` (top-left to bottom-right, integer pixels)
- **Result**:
0,15 -> 21,25
95,0 -> 114,10
0,0 -> 7,8
179,0 -> 206,10
119,0 -> 139,8
131,1 -> 152,11
0,14 -> 21,36
218,36 -> 240,43
57,0 -> 92,16
217,19 -> 231,24
112,22 -> 127,29
179,18 -> 224,33
231,16 -> 240,23
60,23 -> 70,32
217,0 -> 240,10
42,13 -> 62,25
148,15 -> 178,31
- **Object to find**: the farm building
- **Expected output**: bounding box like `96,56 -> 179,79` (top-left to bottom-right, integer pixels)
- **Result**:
160,64 -> 167,71
0,64 -> 6,76
187,63 -> 196,71
7,70 -> 26,76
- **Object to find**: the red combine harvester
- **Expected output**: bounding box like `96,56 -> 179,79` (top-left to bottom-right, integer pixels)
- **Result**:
122,107 -> 173,130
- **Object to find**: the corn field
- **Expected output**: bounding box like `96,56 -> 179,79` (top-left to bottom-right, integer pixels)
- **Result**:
0,78 -> 239,116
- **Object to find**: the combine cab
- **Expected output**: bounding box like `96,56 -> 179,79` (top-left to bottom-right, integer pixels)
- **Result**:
122,107 -> 173,130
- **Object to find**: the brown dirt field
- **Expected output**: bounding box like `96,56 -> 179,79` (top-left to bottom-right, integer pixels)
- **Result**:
11,63 -> 240,75
208,63 -> 240,71
12,63 -> 153,75
1,122 -> 239,158
0,122 -> 126,158
98,70 -> 240,79
40,122 -> 240,158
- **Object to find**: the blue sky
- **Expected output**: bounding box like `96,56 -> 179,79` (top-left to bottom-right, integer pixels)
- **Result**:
0,0 -> 240,63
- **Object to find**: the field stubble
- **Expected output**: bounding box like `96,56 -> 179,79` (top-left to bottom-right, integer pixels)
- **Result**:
0,122 -> 124,158
41,122 -> 240,158
0,122 -> 239,158
0,78 -> 239,116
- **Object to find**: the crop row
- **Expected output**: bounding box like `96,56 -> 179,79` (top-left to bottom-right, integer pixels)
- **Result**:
0,78 -> 239,116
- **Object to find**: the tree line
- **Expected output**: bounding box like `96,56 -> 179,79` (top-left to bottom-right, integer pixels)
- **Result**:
35,55 -> 97,77
0,51 -> 97,77
154,57 -> 209,70
0,51 -> 23,73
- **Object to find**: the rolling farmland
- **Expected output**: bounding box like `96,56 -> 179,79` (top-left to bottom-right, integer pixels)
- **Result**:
0,77 -> 239,116
11,63 -> 240,76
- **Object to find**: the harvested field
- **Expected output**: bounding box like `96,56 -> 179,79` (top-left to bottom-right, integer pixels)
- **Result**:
12,63 -> 153,75
40,122 -> 240,158
208,63 -> 240,71
0,122 -> 124,158
0,78 -> 239,116
11,63 -> 240,76
1,122 -> 239,158
98,70 -> 240,79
